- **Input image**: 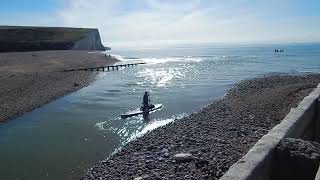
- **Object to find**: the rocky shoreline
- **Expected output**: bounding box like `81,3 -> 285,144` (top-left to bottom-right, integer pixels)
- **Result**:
81,73 -> 320,180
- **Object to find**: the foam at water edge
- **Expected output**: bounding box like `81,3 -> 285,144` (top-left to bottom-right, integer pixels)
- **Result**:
125,113 -> 188,143
103,113 -> 188,157
110,53 -> 205,64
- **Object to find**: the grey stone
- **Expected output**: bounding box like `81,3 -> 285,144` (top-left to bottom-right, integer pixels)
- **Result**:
174,153 -> 194,162
163,153 -> 170,158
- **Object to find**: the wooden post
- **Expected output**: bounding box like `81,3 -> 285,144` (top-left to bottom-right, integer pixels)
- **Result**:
117,66 -> 119,70
107,66 -> 110,71
102,67 -> 105,71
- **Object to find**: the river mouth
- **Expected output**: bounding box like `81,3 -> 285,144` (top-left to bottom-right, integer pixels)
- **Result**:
0,44 -> 319,180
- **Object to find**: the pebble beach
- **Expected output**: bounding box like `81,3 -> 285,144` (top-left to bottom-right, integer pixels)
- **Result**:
81,73 -> 320,180
0,50 -> 118,122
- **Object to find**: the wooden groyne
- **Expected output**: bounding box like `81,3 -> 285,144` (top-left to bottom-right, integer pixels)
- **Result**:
62,62 -> 146,72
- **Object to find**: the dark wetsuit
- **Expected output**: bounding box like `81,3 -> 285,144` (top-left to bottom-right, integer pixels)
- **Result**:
143,94 -> 150,110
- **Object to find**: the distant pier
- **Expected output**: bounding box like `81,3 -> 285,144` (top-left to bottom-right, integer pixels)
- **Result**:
62,62 -> 146,72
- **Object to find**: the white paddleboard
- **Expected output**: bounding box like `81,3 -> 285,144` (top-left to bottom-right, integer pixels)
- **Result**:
121,104 -> 162,119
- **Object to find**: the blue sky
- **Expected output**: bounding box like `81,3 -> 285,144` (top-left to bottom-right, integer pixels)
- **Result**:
0,0 -> 319,48
0,0 -> 59,13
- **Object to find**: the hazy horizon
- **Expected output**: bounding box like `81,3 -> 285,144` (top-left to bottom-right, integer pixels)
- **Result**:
1,0 -> 320,49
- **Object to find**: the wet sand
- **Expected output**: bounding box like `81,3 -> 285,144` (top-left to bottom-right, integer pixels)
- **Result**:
80,73 -> 320,180
0,50 -> 119,122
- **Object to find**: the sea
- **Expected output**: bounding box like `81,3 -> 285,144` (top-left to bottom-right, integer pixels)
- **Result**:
0,43 -> 319,180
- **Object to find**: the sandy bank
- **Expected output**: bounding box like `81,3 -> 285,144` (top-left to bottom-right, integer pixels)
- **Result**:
0,50 -> 119,122
80,73 -> 320,180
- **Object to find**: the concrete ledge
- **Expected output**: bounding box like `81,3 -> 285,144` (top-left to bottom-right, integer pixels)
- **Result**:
315,165 -> 320,180
220,84 -> 320,180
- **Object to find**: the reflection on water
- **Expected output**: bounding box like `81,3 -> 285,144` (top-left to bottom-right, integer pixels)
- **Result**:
0,44 -> 319,180
138,68 -> 183,87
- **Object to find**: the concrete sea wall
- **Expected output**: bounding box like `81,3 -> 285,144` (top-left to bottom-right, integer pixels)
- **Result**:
221,84 -> 320,180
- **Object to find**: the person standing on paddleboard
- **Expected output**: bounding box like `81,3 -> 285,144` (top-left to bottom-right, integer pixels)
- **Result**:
142,91 -> 150,111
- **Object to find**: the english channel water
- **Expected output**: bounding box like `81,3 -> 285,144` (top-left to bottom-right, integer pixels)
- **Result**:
0,43 -> 319,180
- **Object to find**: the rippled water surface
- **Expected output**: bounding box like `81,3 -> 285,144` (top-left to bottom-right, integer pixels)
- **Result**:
0,43 -> 319,180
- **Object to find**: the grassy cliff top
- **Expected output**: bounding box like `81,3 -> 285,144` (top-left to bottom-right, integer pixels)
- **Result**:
0,26 -> 95,42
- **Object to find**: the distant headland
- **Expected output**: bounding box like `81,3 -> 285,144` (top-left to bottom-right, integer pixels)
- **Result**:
0,26 -> 109,52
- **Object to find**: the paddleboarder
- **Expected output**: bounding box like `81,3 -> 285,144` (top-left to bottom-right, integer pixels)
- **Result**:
121,92 -> 161,119
142,91 -> 150,111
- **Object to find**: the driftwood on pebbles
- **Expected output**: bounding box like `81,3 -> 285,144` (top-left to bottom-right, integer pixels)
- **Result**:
81,74 -> 320,180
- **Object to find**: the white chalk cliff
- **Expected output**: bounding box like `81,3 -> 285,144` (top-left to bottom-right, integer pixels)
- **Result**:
72,29 -> 106,51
